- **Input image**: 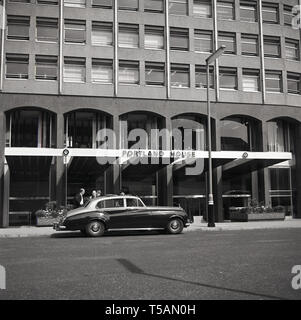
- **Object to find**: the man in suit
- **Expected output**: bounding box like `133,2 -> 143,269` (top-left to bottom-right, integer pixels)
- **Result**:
74,188 -> 85,208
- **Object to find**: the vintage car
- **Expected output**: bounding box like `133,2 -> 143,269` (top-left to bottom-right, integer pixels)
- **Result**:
53,195 -> 190,237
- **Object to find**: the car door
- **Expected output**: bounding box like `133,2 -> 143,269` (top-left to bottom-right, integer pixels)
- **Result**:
124,198 -> 153,229
97,198 -> 128,229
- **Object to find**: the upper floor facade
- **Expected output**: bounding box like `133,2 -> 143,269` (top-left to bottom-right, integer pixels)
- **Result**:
0,0 -> 300,106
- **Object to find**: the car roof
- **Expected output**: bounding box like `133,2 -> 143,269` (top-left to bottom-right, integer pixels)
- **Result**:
88,195 -> 139,204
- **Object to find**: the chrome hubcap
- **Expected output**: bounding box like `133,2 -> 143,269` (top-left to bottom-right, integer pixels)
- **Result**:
91,223 -> 100,232
171,220 -> 179,230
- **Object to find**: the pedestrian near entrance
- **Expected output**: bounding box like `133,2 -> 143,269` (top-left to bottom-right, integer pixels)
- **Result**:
90,190 -> 97,199
74,188 -> 85,208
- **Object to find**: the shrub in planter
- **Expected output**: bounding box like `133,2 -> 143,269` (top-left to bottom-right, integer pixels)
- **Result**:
229,200 -> 285,222
35,202 -> 73,226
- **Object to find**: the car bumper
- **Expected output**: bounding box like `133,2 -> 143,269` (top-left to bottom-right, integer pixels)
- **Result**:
53,222 -> 67,231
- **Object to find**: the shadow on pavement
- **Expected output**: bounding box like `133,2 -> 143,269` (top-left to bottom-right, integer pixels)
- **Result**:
117,258 -> 289,300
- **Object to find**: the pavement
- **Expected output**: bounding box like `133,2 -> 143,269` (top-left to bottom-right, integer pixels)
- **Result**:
0,216 -> 300,238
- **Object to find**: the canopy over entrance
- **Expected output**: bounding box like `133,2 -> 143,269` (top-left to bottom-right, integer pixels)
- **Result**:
5,148 -> 292,173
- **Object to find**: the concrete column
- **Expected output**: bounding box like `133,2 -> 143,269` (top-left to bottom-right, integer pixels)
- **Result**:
105,115 -> 121,194
295,123 -> 301,218
261,120 -> 271,206
158,165 -> 173,206
157,117 -> 173,206
0,111 -> 9,227
56,113 -> 65,208
212,118 -> 223,222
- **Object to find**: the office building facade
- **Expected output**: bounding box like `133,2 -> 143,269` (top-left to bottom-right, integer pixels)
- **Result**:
0,0 -> 301,227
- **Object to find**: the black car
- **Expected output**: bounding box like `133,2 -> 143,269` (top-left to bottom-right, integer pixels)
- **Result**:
53,195 -> 190,237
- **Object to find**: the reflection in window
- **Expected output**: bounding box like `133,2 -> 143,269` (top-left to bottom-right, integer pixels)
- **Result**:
171,64 -> 190,88
267,120 -> 295,152
7,109 -> 55,148
92,21 -> 113,46
7,15 -> 30,40
193,0 -> 212,18
6,54 -> 29,79
172,115 -> 206,151
221,117 -> 259,151
36,17 -> 58,42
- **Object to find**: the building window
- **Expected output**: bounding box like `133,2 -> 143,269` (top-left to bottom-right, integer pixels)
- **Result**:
217,0 -> 235,20
219,67 -> 237,90
267,120 -> 295,152
218,32 -> 236,54
37,0 -> 58,4
9,0 -> 30,3
35,55 -> 58,81
193,0 -> 212,18
64,20 -> 86,44
92,59 -> 113,84
6,54 -> 29,79
264,36 -> 281,58
119,61 -> 139,84
169,0 -> 188,16
64,0 -> 86,7
194,30 -> 212,53
241,34 -> 258,56
170,64 -> 190,88
287,72 -> 301,95
195,65 -> 214,88
240,1 -> 257,22
36,17 -> 58,42
144,26 -> 164,50
145,62 -> 165,86
283,5 -> 295,26
265,70 -> 282,92
242,69 -> 260,92
7,16 -> 30,41
170,28 -> 189,51
262,2 -> 279,24
119,24 -> 139,48
118,0 -> 138,11
91,22 -> 113,46
144,0 -> 164,13
285,39 -> 299,61
91,0 -> 112,8
64,57 -> 86,83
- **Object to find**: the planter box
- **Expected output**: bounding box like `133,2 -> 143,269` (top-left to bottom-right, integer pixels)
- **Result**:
230,209 -> 285,222
36,217 -> 59,227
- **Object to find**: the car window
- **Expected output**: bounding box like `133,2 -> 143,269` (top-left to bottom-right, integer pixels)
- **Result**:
96,199 -> 124,209
137,199 -> 145,207
126,198 -> 138,207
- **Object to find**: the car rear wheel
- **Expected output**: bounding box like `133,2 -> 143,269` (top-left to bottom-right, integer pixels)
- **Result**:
166,218 -> 184,234
85,221 -> 105,237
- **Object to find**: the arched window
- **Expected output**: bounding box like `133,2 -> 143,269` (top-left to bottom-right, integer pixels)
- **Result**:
221,116 -> 260,151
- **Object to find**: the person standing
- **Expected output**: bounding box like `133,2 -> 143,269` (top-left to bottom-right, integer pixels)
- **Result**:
96,190 -> 102,197
90,190 -> 97,199
74,188 -> 85,208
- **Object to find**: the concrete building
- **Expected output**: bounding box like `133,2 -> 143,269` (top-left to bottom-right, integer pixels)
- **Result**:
0,0 -> 301,227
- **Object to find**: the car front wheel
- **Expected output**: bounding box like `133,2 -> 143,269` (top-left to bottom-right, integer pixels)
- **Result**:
166,218 -> 184,234
85,221 -> 105,237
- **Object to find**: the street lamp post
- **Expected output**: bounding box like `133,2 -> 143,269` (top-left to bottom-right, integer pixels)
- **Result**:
206,45 -> 226,228
63,149 -> 69,209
